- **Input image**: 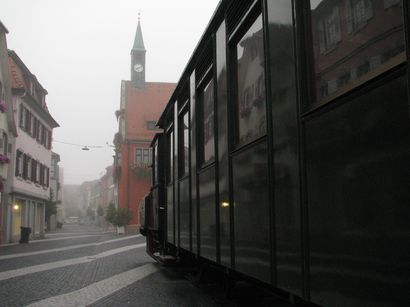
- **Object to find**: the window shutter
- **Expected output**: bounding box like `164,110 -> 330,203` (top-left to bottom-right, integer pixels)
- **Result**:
19,105 -> 24,129
23,154 -> 28,179
15,152 -> 19,176
31,160 -> 37,182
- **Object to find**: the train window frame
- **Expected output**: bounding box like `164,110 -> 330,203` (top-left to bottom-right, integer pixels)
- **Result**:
178,103 -> 190,179
228,7 -> 267,149
153,140 -> 158,185
305,0 -> 407,112
197,67 -> 216,168
166,125 -> 174,185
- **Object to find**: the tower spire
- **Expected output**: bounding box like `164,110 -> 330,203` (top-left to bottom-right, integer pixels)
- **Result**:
132,12 -> 145,52
130,12 -> 146,88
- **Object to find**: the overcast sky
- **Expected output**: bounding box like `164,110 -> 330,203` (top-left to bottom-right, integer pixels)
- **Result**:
2,0 -> 220,184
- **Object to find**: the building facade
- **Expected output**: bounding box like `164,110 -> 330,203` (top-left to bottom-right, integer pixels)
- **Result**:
0,21 -> 17,244
114,18 -> 175,232
4,51 -> 59,242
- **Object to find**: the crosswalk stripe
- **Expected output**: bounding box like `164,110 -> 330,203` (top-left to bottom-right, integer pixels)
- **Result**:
26,263 -> 159,307
0,235 -> 142,260
0,243 -> 146,281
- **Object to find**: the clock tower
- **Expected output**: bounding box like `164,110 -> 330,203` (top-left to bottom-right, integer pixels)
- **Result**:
131,15 -> 146,88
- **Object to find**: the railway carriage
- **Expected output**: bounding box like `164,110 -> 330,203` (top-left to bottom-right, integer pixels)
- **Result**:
142,0 -> 410,305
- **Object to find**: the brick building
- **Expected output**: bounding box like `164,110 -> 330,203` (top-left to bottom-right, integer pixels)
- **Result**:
114,18 -> 175,232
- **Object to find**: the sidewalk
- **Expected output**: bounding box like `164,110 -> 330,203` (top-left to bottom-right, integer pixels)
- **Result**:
1,223 -> 115,247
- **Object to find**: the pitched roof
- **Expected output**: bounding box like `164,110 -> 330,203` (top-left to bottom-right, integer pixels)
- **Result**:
8,50 -> 59,128
8,54 -> 26,89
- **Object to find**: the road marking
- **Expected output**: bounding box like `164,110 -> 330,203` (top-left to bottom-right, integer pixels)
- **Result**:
0,234 -> 104,247
30,234 -> 105,243
26,263 -> 159,307
45,231 -> 114,236
0,243 -> 146,281
0,235 -> 142,260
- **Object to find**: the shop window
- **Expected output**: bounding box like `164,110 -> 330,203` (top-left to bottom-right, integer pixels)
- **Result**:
234,14 -> 266,147
309,0 -> 406,107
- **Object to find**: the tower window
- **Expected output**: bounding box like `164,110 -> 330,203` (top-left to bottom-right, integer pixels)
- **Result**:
146,121 -> 157,130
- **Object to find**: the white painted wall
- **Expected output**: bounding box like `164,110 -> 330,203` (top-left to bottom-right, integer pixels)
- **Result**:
11,95 -> 52,200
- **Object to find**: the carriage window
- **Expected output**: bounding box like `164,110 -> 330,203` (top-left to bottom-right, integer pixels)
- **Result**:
235,15 -> 266,147
154,142 -> 158,184
167,130 -> 174,184
309,0 -> 406,107
200,79 -> 215,165
178,109 -> 189,177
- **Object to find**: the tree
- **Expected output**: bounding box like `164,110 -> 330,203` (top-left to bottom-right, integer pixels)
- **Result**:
105,204 -> 131,228
115,207 -> 132,227
105,203 -> 116,225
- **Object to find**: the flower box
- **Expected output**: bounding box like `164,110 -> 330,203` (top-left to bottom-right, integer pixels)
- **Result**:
0,100 -> 7,113
0,154 -> 10,164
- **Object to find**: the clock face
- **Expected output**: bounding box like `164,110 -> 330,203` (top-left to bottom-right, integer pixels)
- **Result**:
134,64 -> 143,72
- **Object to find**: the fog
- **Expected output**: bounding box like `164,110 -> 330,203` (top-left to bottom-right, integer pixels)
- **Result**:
1,0 -> 220,184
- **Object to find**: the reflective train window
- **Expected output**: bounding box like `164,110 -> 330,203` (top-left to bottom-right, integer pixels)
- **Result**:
153,142 -> 158,184
234,14 -> 266,147
166,129 -> 173,184
178,108 -> 189,177
309,0 -> 406,107
199,78 -> 215,166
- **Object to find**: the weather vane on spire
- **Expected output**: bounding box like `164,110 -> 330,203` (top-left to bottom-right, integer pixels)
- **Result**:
138,10 -> 141,21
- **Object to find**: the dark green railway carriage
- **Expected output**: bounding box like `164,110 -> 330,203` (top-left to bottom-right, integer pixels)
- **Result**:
143,1 -> 410,305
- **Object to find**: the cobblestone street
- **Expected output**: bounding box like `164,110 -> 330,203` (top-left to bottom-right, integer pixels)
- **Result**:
0,224 -> 220,307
